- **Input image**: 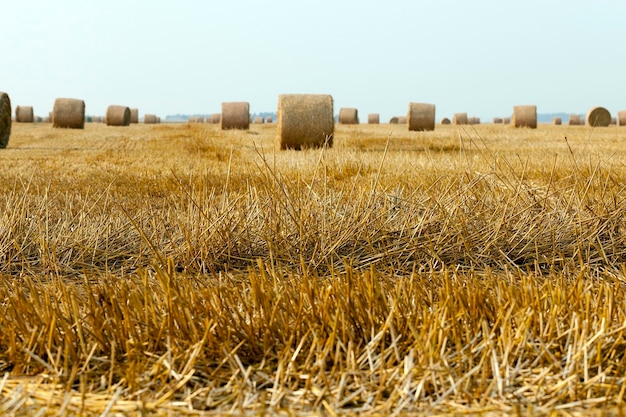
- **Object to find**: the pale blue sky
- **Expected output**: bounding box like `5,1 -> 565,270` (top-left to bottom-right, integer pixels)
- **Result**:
1,0 -> 624,121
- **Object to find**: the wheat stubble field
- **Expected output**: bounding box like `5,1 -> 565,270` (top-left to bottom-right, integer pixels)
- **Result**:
2,121 -> 626,416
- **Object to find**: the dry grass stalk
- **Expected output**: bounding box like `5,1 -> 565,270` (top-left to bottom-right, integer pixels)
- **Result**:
586,106 -> 611,127
453,112 -> 468,125
221,102 -> 250,130
105,105 -> 131,126
0,92 -> 10,148
512,105 -> 537,128
144,114 -> 158,124
338,107 -> 359,124
52,98 -> 85,129
368,113 -> 380,124
15,105 -> 34,123
277,94 -> 334,150
3,123 -> 626,415
407,102 -> 435,131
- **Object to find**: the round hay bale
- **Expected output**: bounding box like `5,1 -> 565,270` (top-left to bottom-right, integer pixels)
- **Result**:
0,92 -> 11,148
512,105 -> 537,129
15,105 -> 34,123
468,117 -> 481,125
453,112 -> 468,125
188,116 -> 203,123
130,108 -> 139,123
144,114 -> 158,124
397,116 -> 407,124
277,94 -> 334,150
338,107 -> 359,124
569,114 -> 583,126
52,98 -> 85,129
407,103 -> 435,131
389,117 -> 399,124
210,113 -> 221,124
617,110 -> 626,126
610,117 -> 617,125
586,106 -> 611,127
221,102 -> 250,130
493,117 -> 503,124
254,116 -> 264,124
441,117 -> 451,125
368,113 -> 380,124
553,117 -> 562,125
265,116 -> 273,123
106,105 -> 131,126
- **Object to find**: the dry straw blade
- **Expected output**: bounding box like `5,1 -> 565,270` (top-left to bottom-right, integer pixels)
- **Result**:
0,91 -> 10,148
52,98 -> 85,129
277,94 -> 334,150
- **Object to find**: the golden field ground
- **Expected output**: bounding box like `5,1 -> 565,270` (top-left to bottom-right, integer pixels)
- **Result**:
1,121 -> 626,416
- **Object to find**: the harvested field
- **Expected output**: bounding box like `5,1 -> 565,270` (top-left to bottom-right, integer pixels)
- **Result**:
2,122 -> 626,416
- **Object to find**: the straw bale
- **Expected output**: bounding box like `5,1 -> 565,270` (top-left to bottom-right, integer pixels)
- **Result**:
277,94 -> 334,150
188,116 -> 204,123
221,102 -> 250,130
503,117 -> 511,124
0,92 -> 11,148
106,105 -> 131,126
569,114 -> 583,126
512,105 -> 537,128
210,113 -> 221,124
441,117 -> 451,125
144,114 -> 158,124
618,110 -> 626,126
265,116 -> 273,123
553,117 -> 562,125
254,116 -> 264,124
397,116 -> 407,124
407,103 -> 435,131
338,107 -> 359,124
389,117 -> 399,124
52,98 -> 85,129
610,117 -> 617,125
468,117 -> 481,125
15,105 -> 34,123
453,112 -> 468,125
130,108 -> 139,123
585,106 -> 611,127
493,117 -> 502,124
368,113 -> 380,124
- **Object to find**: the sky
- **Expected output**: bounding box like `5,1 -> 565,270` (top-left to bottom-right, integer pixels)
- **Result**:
1,0 -> 625,122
